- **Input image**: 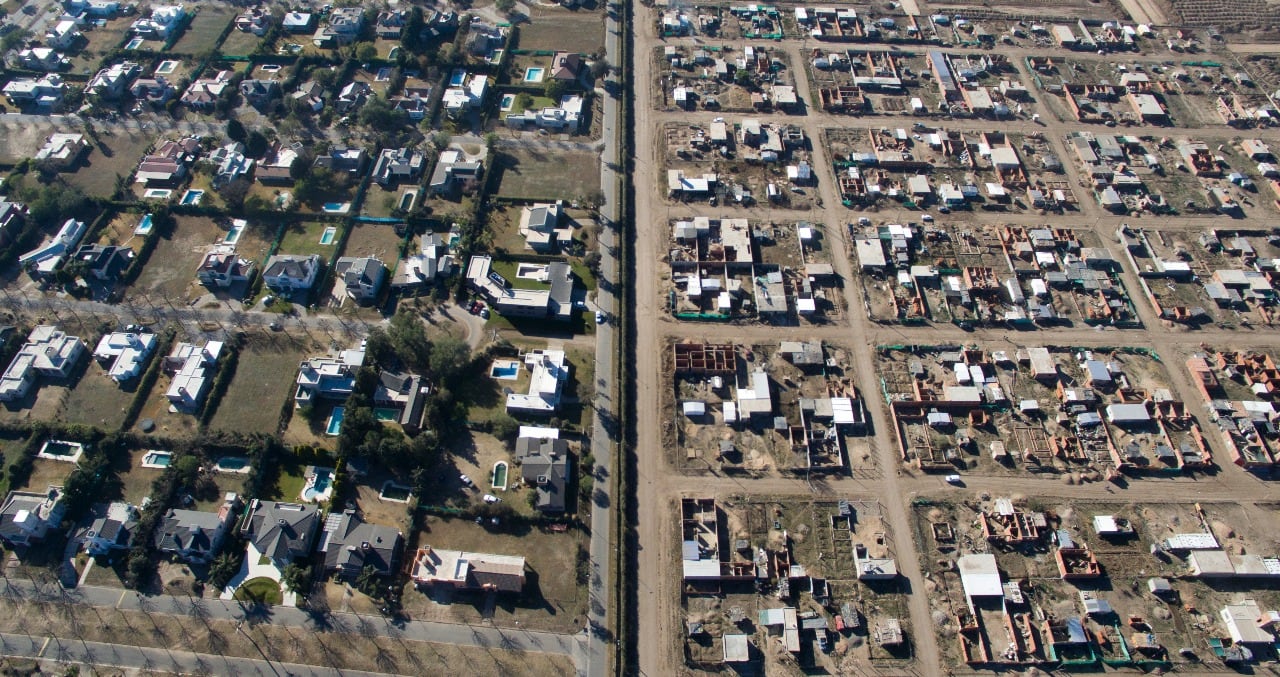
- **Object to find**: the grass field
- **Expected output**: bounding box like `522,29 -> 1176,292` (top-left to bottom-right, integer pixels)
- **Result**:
20,458 -> 77,493
95,211 -> 149,249
59,363 -> 136,430
277,220 -> 342,260
172,8 -> 234,55
342,222 -> 405,262
219,27 -> 264,56
63,130 -> 154,199
520,6 -> 605,55
360,184 -> 403,219
208,335 -> 310,435
494,148 -> 598,201
117,449 -> 165,504
234,577 -> 283,605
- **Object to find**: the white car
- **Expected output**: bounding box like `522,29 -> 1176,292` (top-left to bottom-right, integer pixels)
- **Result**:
595,311 -> 606,324
945,474 -> 962,485
460,474 -> 474,488
483,494 -> 501,504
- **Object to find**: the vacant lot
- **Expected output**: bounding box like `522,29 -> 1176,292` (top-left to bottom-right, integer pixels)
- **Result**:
63,130 -> 154,199
20,458 -> 77,493
126,215 -> 219,300
172,8 -> 233,55
59,362 -> 137,430
219,27 -> 264,56
495,148 -> 598,201
277,220 -> 342,260
95,211 -> 149,250
130,370 -> 200,438
117,448 -> 166,504
404,515 -> 586,633
208,335 -> 310,436
521,6 -> 605,55
342,222 -> 404,261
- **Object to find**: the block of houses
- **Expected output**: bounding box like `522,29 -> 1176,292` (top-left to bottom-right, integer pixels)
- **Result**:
391,94 -> 429,120
239,79 -> 281,110
0,201 -> 26,247
181,70 -> 233,110
372,148 -> 424,186
550,52 -> 582,82
318,509 -> 403,578
131,4 -> 187,39
336,81 -> 372,112
519,202 -> 573,252
294,344 -> 365,407
134,137 -> 201,186
428,146 -> 486,197
466,21 -> 506,58
88,61 -> 143,99
93,331 -> 157,383
314,146 -> 367,175
45,20 -> 82,50
292,81 -> 326,112
0,486 -> 66,547
163,340 -> 223,412
18,48 -> 70,72
73,244 -> 134,282
154,493 -> 240,563
19,217 -> 86,276
74,501 -> 138,556
515,435 -> 571,512
505,95 -> 584,133
411,546 -> 526,593
282,11 -> 314,33
65,0 -> 122,17
312,6 -> 364,47
0,326 -> 86,402
373,371 -> 429,433
334,256 -> 387,304
195,245 -> 255,288
3,75 -> 67,110
263,254 -> 321,294
506,349 -> 568,414
238,500 -> 320,567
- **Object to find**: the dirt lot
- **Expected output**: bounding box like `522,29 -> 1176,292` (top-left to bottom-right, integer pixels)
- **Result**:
403,515 -> 587,633
58,361 -> 137,430
519,5 -> 605,55
219,25 -> 264,56
494,148 -> 600,201
342,222 -> 405,263
127,216 -> 272,302
62,130 -> 155,199
207,335 -> 311,436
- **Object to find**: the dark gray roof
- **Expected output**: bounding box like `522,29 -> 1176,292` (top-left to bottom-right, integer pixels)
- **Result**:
515,437 -> 571,512
155,507 -> 225,557
239,500 -> 320,563
548,261 -> 573,316
319,510 -> 402,575
264,254 -> 320,283
335,257 -> 385,285
74,244 -> 133,278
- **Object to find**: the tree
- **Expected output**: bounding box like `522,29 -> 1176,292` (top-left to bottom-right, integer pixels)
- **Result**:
354,565 -> 380,597
544,78 -> 567,100
174,454 -> 201,486
208,552 -> 240,589
589,58 -> 611,80
358,95 -> 408,133
431,131 -> 452,151
428,336 -> 471,388
1,29 -> 29,52
245,130 -> 269,157
734,68 -> 754,89
514,92 -> 533,111
281,563 -> 311,593
218,179 -> 251,211
495,0 -> 515,13
490,413 -> 519,443
356,43 -> 378,62
226,118 -> 247,143
294,167 -> 344,207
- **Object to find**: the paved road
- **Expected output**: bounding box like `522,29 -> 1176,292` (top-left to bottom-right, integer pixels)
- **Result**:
581,2 -> 625,676
0,631 -> 400,677
2,579 -> 582,659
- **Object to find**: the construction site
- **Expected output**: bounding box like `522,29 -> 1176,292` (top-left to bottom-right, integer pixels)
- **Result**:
876,343 -> 1212,477
681,495 -> 912,672
666,341 -> 867,475
914,495 -> 1280,671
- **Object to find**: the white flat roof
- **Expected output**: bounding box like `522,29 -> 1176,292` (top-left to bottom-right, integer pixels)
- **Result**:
958,553 -> 1003,598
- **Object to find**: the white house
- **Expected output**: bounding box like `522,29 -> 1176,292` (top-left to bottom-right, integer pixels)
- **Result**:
19,218 -> 86,276
163,340 -> 223,412
442,73 -> 488,118
334,257 -> 386,303
195,245 -> 254,288
93,331 -> 158,383
506,350 -> 568,414
33,133 -> 88,169
506,95 -> 584,133
45,20 -> 82,50
18,48 -> 70,72
88,61 -> 142,99
131,4 -> 187,39
0,326 -> 86,402
519,202 -> 573,252
294,345 -> 365,407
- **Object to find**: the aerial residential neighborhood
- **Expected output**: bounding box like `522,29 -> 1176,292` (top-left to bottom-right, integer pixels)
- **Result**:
1,0 -> 1280,673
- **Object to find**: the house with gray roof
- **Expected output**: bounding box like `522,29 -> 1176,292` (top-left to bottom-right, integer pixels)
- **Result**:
374,371 -> 429,433
263,254 -> 322,293
334,256 -> 386,304
75,501 -> 138,556
0,486 -> 65,547
238,499 -> 320,566
318,510 -> 403,577
516,436 -> 572,513
154,493 -> 239,563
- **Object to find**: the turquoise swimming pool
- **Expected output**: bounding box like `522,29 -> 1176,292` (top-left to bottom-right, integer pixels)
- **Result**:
302,468 -> 333,502
135,213 -> 154,235
180,189 -> 204,206
524,67 -> 545,82
319,226 -> 336,245
326,406 -> 345,436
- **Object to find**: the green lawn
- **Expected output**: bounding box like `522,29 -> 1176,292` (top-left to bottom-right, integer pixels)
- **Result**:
233,576 -> 282,605
277,221 -> 342,260
501,94 -> 556,119
487,259 -> 547,290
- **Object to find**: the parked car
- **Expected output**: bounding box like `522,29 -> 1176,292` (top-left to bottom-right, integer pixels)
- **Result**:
945,474 -> 963,485
460,474 -> 474,488
595,311 -> 606,324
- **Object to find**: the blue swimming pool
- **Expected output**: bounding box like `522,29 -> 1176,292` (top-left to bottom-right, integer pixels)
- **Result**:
224,223 -> 244,244
322,202 -> 349,214
302,469 -> 333,502
135,213 -> 154,235
325,406 -> 345,436
449,69 -> 466,86
319,227 -> 336,245
180,189 -> 204,206
524,67 -> 545,83
491,364 -> 519,379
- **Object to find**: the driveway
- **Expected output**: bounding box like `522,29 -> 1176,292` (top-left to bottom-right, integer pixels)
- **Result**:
219,544 -> 297,607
